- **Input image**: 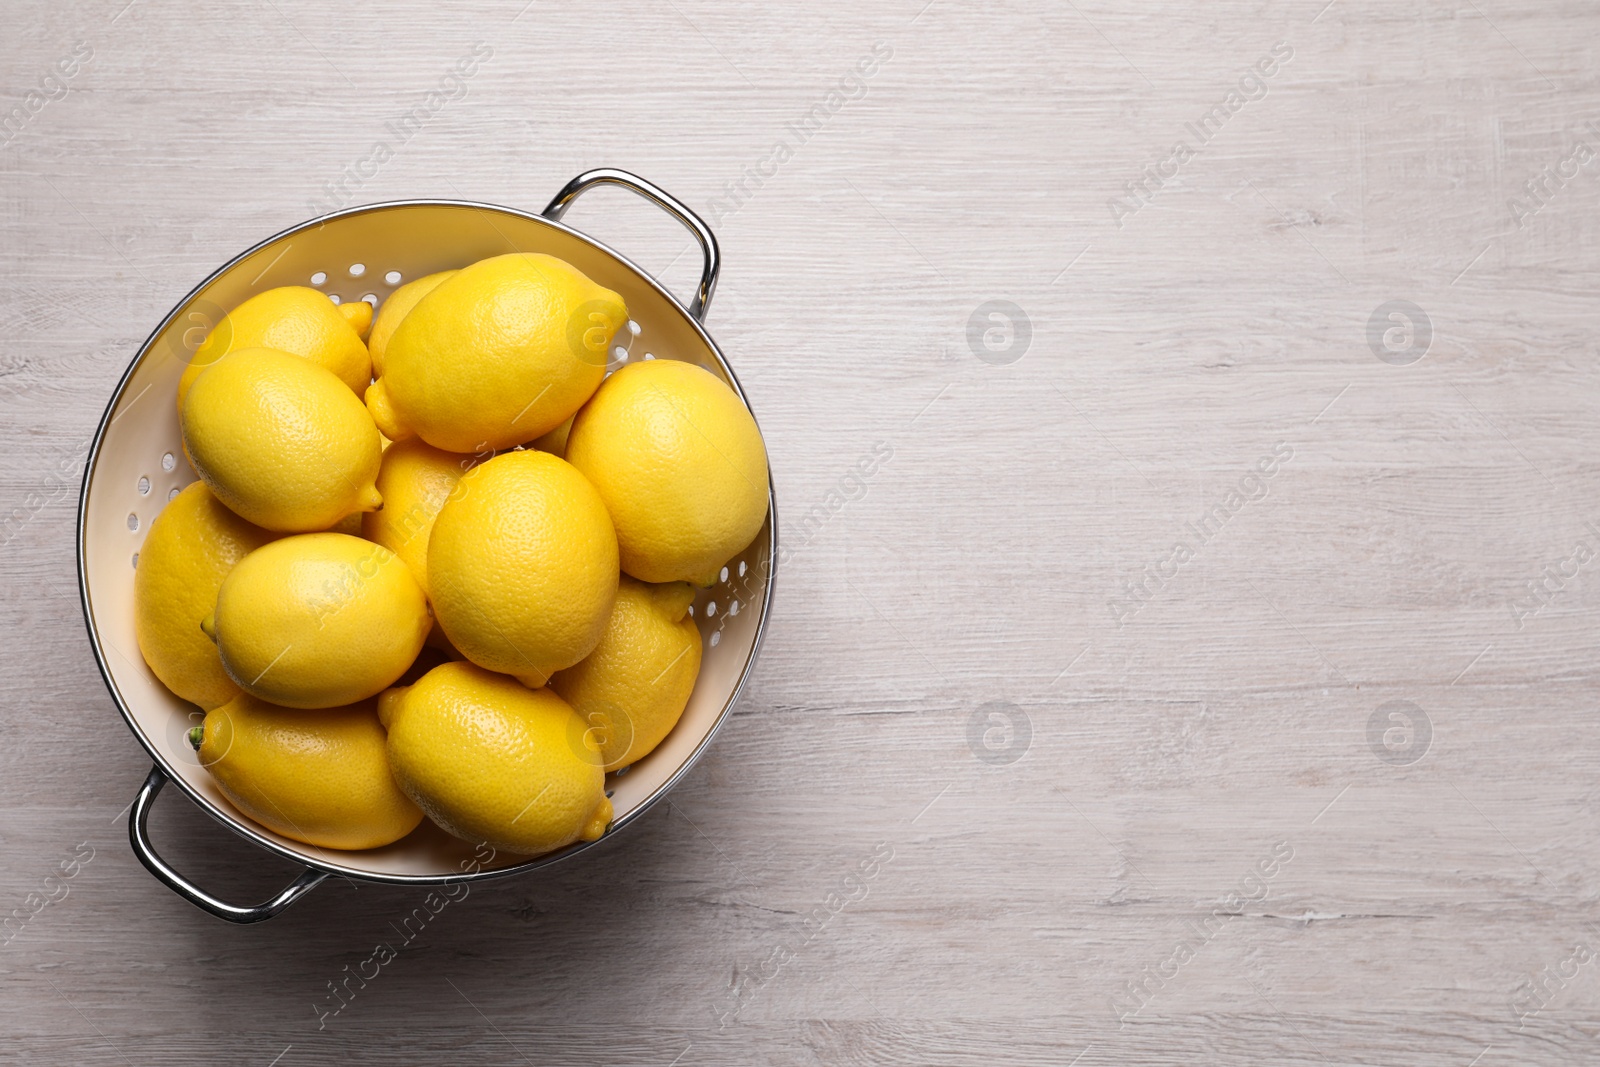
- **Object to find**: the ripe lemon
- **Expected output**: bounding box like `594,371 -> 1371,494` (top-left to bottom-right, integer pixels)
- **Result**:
381,661 -> 612,855
566,359 -> 769,584
360,437 -> 472,596
321,512 -> 364,536
182,347 -> 383,532
179,285 -> 371,408
368,269 -> 456,377
365,253 -> 626,452
337,299 -> 373,341
134,483 -> 276,709
550,577 -> 702,772
207,532 -> 430,709
194,693 -> 423,850
428,450 -> 618,687
397,643 -> 453,687
531,414 -> 573,458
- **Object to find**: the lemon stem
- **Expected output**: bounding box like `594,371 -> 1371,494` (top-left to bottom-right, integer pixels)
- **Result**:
187,726 -> 204,750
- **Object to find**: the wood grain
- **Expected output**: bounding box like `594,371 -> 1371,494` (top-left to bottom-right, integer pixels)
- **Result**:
4,0 -> 1600,1062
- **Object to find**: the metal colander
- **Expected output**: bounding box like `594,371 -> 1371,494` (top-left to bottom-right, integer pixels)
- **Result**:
76,169 -> 777,923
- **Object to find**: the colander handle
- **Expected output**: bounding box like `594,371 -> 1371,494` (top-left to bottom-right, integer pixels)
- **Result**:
542,168 -> 721,321
128,765 -> 329,924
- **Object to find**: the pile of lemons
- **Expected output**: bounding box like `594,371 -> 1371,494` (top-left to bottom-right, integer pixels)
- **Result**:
133,253 -> 768,858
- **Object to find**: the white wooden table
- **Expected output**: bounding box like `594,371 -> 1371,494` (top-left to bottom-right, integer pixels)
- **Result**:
4,1 -> 1599,1063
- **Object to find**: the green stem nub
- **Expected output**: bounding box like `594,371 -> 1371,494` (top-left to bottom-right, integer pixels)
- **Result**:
187,726 -> 204,751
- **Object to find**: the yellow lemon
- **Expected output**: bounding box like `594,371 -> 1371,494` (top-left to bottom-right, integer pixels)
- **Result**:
381,661 -> 612,855
337,298 -> 373,341
194,694 -> 423,850
366,253 -> 626,452
321,512 -> 364,536
208,533 -> 430,709
182,347 -> 383,532
368,269 -> 456,377
531,414 -> 573,458
566,359 -> 769,584
360,437 -> 473,596
396,643 -> 453,688
179,285 -> 371,408
428,450 -> 618,687
134,483 -> 276,709
424,619 -> 464,657
550,577 -> 702,772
